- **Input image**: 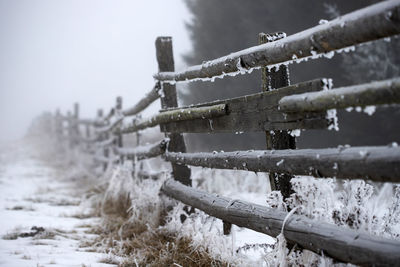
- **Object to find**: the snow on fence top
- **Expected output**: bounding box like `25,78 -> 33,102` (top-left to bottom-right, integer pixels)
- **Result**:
154,0 -> 400,83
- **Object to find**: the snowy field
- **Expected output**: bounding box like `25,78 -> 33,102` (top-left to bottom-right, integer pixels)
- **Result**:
0,140 -> 115,267
1,137 -> 399,266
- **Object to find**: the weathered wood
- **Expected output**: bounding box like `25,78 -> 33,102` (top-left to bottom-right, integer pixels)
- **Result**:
114,139 -> 168,160
160,79 -> 330,133
123,83 -> 161,117
115,97 -> 123,163
120,104 -> 227,134
154,1 -> 400,83
156,36 -> 191,186
279,77 -> 400,112
161,179 -> 400,266
72,103 -> 80,146
165,145 -> 400,183
259,32 -> 295,199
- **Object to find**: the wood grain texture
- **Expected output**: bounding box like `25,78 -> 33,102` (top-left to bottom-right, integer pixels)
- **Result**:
279,77 -> 400,112
160,79 -> 330,133
114,139 -> 168,160
165,145 -> 400,183
154,1 -> 400,82
156,36 -> 191,186
161,179 -> 400,266
120,104 -> 227,134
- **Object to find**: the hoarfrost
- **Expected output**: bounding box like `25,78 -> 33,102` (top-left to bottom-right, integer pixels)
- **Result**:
389,142 -> 398,147
289,129 -> 301,137
322,78 -> 333,91
326,109 -> 339,131
363,105 -> 376,116
318,19 -> 329,25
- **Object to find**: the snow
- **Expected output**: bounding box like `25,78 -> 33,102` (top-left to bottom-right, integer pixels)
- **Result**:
155,1 -> 398,84
0,140 -> 115,267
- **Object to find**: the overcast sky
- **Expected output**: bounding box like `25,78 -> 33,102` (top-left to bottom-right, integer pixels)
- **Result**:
0,0 -> 191,142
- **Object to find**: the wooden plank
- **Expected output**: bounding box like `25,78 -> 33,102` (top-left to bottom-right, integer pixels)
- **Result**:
120,104 -> 227,134
161,179 -> 400,266
122,83 -> 161,117
156,36 -> 191,186
164,145 -> 400,183
259,32 -> 295,200
154,1 -> 400,83
160,79 -> 330,133
279,77 -> 400,112
114,139 -> 168,160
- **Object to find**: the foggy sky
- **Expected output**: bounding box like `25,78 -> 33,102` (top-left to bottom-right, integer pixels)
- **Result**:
0,0 -> 191,142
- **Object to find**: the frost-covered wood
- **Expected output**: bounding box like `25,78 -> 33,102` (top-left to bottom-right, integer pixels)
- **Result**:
165,145 -> 400,183
156,37 -> 191,187
259,32 -> 295,199
120,104 -> 227,134
279,77 -> 400,112
161,179 -> 400,266
123,83 -> 161,117
154,1 -> 400,83
160,79 -> 329,133
114,139 -> 168,160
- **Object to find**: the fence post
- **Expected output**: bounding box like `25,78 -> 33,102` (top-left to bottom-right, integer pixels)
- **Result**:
55,109 -> 62,142
67,111 -> 73,148
97,108 -> 108,171
156,37 -> 192,222
115,96 -> 123,162
155,37 -> 191,186
259,32 -> 295,199
73,103 -> 80,146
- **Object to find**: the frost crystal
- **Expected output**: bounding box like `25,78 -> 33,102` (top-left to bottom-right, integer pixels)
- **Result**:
318,19 -> 329,25
326,109 -> 339,131
363,105 -> 376,116
289,129 -> 301,137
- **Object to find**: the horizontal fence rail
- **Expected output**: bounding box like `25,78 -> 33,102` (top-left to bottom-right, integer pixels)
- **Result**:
120,103 -> 228,134
165,146 -> 400,183
160,79 -> 331,133
114,139 -> 168,160
122,83 -> 161,117
161,179 -> 400,266
154,1 -> 400,83
279,77 -> 400,112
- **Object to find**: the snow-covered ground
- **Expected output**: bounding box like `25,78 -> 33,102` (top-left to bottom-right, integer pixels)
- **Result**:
0,140 -> 115,267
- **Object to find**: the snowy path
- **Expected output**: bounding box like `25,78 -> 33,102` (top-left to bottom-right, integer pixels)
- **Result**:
0,141 -> 114,267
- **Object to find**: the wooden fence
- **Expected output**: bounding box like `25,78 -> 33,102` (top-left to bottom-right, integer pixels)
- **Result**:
49,1 -> 400,265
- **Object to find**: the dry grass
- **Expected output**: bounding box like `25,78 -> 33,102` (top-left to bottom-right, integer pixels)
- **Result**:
82,216 -> 229,267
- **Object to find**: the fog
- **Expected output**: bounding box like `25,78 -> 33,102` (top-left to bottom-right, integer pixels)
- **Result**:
0,0 -> 191,142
